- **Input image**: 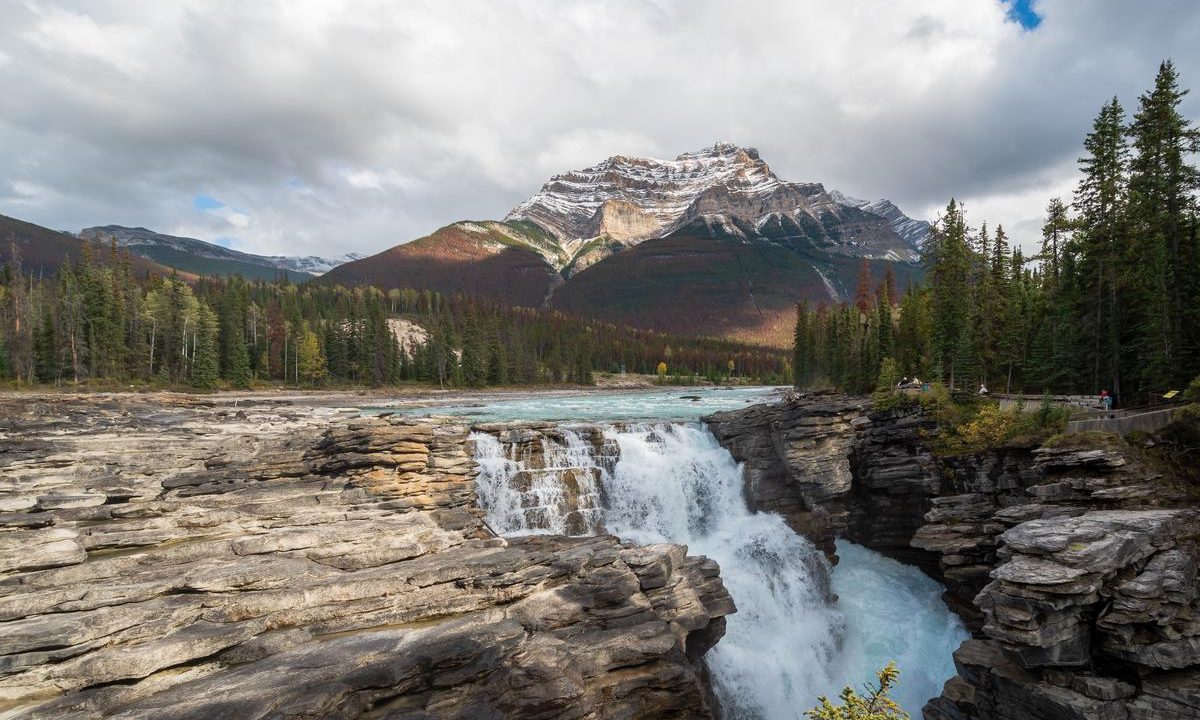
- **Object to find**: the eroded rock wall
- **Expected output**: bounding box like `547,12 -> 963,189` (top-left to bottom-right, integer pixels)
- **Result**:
705,396 -> 868,558
0,395 -> 733,719
706,395 -> 1200,720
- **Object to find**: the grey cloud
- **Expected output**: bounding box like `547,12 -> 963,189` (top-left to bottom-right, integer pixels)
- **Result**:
1,0 -> 1198,257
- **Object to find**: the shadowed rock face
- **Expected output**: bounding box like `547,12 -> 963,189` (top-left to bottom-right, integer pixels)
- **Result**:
0,395 -> 733,719
705,395 -> 1200,720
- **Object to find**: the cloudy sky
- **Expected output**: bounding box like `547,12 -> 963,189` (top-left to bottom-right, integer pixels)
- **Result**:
1,0 -> 1197,258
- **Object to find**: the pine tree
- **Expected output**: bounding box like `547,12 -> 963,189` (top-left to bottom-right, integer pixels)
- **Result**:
34,309 -> 58,384
1074,97 -> 1130,399
853,259 -> 874,314
459,312 -> 487,387
219,293 -> 252,389
190,304 -> 219,391
1126,60 -> 1200,390
793,301 -> 813,387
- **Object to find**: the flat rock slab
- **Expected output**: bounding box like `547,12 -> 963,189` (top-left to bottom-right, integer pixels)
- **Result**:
0,394 -> 733,719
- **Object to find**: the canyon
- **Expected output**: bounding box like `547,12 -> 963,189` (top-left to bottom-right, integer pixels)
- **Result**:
2,389 -> 1196,719
706,394 -> 1200,719
0,394 -> 731,719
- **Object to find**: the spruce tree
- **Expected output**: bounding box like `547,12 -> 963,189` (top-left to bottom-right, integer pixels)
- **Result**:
190,304 -> 219,391
1074,97 -> 1130,398
1126,60 -> 1200,390
927,199 -> 971,387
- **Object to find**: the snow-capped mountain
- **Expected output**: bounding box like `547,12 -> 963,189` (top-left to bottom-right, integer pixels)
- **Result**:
79,226 -> 358,279
507,141 -> 927,269
266,253 -> 365,276
828,191 -> 930,252
327,142 -> 931,347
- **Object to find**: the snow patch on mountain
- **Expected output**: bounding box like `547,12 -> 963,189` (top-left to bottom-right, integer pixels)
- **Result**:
507,142 -> 929,264
266,253 -> 364,275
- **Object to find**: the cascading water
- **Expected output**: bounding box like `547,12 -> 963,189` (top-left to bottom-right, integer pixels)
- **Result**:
601,424 -> 845,719
472,428 -> 605,536
470,421 -> 966,718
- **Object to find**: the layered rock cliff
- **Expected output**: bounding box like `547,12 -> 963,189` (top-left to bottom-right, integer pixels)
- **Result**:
705,394 -> 1200,720
0,395 -> 733,719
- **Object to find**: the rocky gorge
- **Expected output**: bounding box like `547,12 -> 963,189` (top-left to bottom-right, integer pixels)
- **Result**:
706,394 -> 1200,719
3,389 -> 1197,720
0,394 -> 733,719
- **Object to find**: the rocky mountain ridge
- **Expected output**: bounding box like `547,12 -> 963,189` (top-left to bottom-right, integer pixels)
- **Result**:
506,142 -> 927,271
79,225 -> 362,280
0,214 -> 176,279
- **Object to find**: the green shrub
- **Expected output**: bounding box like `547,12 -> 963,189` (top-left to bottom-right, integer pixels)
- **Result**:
807,662 -> 910,720
872,358 -> 906,411
1175,403 -> 1200,423
937,400 -> 1071,454
1184,374 -> 1200,403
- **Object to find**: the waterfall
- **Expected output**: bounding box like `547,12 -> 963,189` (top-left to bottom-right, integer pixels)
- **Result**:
470,422 -> 965,718
599,424 -> 844,719
472,427 -> 606,536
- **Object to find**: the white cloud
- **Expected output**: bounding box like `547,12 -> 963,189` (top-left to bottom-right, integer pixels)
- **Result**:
0,0 -> 1197,256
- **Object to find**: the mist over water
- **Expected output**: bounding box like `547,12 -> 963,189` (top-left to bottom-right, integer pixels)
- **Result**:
390,386 -> 787,423
831,541 -> 970,714
471,419 -> 966,717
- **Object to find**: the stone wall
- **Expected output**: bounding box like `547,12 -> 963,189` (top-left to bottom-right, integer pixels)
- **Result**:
705,394 -> 1200,720
0,395 -> 733,719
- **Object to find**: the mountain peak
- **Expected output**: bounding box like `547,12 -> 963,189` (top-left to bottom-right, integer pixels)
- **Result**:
505,143 -> 927,265
506,142 -> 787,244
675,141 -> 760,162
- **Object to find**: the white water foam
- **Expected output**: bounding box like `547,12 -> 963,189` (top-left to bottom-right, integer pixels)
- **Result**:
470,421 -> 965,717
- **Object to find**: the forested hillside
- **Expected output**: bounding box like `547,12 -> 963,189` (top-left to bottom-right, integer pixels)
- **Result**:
795,61 -> 1200,404
0,240 -> 789,390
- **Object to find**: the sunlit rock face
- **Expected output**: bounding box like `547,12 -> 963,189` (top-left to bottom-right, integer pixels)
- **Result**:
0,396 -> 732,720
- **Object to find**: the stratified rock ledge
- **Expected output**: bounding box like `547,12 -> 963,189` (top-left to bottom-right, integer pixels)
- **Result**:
0,395 -> 733,719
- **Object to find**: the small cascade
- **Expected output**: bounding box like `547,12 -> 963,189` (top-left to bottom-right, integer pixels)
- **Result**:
470,421 -> 966,718
471,428 -> 606,536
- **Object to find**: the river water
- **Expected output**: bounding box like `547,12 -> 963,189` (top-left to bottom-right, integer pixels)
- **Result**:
461,388 -> 966,717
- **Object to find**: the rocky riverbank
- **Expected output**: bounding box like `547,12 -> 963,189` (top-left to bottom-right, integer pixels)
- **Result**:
705,394 -> 1200,720
0,394 -> 733,719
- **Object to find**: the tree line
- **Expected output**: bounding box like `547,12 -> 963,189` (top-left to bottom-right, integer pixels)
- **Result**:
795,61 -> 1200,406
0,244 -> 790,390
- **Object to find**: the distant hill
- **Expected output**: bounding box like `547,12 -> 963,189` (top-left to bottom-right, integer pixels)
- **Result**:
78,226 -> 361,281
323,221 -> 563,307
323,143 -> 927,346
553,217 -> 923,347
0,214 -> 173,278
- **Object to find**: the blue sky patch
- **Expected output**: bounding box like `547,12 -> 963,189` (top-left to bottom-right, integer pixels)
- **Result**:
1003,0 -> 1042,30
192,194 -> 224,211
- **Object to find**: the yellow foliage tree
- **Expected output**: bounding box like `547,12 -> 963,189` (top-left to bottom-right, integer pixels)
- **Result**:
297,326 -> 328,385
807,663 -> 910,720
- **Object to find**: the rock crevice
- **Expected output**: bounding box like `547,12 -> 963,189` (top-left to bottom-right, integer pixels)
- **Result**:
705,394 -> 1200,720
